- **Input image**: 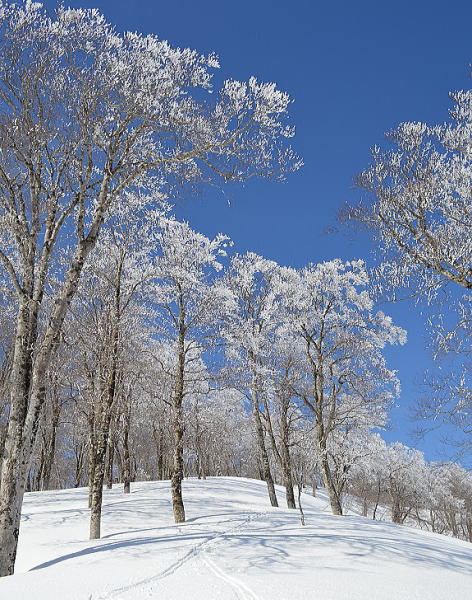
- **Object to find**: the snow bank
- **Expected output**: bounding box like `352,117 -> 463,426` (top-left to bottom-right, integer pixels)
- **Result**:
0,477 -> 470,599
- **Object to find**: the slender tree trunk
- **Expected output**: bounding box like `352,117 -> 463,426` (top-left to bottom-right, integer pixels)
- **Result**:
170,401 -> 185,523
157,454 -> 164,481
89,432 -> 108,540
297,482 -> 306,526
248,353 -> 278,507
74,443 -> 85,488
171,370 -> 185,523
171,311 -> 186,523
279,397 -> 296,509
372,478 -> 381,520
152,422 -> 164,481
89,380 -> 118,539
105,437 -> 114,490
252,391 -> 278,508
122,405 -> 131,494
281,456 -> 296,509
89,255 -> 123,539
39,394 -> 61,491
88,426 -> 96,508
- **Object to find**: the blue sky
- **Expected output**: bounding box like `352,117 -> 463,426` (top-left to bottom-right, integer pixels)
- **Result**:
45,0 -> 471,462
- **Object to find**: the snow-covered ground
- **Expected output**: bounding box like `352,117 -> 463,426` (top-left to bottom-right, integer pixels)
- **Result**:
1,477 -> 471,599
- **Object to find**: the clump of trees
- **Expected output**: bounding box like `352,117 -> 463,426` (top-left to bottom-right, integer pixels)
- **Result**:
0,0 -> 471,581
0,1 -> 300,576
347,437 -> 472,542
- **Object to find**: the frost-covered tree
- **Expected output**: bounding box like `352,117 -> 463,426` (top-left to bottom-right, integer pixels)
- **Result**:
262,337 -> 308,509
346,433 -> 388,518
381,443 -> 429,524
151,218 -> 229,523
345,89 -> 471,450
186,388 -> 252,479
0,2 -> 300,574
352,110 -> 471,294
324,427 -> 382,513
219,253 -> 288,508
347,440 -> 472,539
64,204 -> 156,539
282,260 -> 406,515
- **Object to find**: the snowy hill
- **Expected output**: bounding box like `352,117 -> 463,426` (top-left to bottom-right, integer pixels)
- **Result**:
0,478 -> 471,600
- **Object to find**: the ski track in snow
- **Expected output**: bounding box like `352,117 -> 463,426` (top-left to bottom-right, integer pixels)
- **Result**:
94,511 -> 265,600
202,551 -> 260,600
5,478 -> 472,600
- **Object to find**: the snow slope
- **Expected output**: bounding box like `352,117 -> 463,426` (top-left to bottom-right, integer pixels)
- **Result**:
0,477 -> 471,600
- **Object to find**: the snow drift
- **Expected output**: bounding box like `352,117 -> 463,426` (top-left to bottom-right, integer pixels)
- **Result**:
0,477 -> 470,599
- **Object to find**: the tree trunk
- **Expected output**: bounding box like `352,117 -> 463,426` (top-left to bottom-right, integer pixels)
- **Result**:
157,452 -> 164,481
89,384 -> 117,539
105,437 -> 114,490
74,443 -> 85,488
252,394 -> 278,508
391,500 -> 403,524
279,397 -> 296,509
152,422 -> 164,481
39,393 -> 61,491
0,299 -> 36,576
122,411 -> 131,494
89,433 -> 108,540
318,434 -> 343,516
171,297 -> 186,524
297,483 -> 306,526
282,461 -> 296,509
171,387 -> 185,522
89,254 -> 123,539
372,479 -> 381,520
0,166 -> 112,577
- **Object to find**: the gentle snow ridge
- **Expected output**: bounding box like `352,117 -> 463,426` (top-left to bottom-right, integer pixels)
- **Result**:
0,477 -> 471,599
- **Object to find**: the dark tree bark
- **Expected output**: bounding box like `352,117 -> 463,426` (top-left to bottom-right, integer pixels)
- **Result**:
122,400 -> 131,494
73,442 -> 86,488
105,436 -> 115,490
37,384 -> 62,491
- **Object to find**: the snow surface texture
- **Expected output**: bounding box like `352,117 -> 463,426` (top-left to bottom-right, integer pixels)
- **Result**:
1,477 -> 471,599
